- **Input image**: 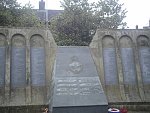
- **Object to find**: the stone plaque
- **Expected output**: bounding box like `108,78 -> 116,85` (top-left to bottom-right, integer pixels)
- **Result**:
55,47 -> 100,77
31,47 -> 46,86
120,48 -> 137,84
49,46 -> 108,113
55,77 -> 102,97
103,48 -> 118,85
11,47 -> 26,87
0,47 -> 6,87
138,48 -> 150,84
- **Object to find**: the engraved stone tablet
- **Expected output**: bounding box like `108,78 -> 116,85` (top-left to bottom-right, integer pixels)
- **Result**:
0,47 -> 6,87
49,46 -> 108,113
120,48 -> 137,84
69,56 -> 83,74
138,48 -> 150,84
31,47 -> 46,86
11,47 -> 26,87
55,47 -> 101,77
103,48 -> 118,85
55,77 -> 102,97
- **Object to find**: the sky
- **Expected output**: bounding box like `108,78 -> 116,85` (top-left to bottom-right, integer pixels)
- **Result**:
17,0 -> 150,29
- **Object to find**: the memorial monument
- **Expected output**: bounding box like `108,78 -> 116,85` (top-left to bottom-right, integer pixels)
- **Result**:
90,29 -> 150,110
0,27 -> 150,112
49,46 -> 108,113
0,27 -> 57,112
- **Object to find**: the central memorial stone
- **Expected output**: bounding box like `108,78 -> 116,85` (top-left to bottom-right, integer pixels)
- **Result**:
49,46 -> 108,113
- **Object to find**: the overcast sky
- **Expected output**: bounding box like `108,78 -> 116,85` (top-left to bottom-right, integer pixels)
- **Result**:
17,0 -> 150,29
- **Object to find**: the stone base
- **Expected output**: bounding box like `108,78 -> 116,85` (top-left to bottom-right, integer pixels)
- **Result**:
52,105 -> 108,113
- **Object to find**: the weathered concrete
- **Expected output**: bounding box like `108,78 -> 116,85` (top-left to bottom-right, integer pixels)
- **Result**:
0,27 -> 57,108
90,29 -> 150,110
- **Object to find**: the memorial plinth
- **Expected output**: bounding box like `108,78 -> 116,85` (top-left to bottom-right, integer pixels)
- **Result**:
49,46 -> 108,113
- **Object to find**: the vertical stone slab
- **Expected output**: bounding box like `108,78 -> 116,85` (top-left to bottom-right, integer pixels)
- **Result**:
49,46 -> 108,113
137,36 -> 150,101
102,36 -> 121,102
0,34 -> 6,87
10,34 -> 26,86
137,36 -> 150,84
120,48 -> 137,83
10,34 -> 26,106
30,35 -> 46,105
30,35 -> 46,86
0,34 -> 6,106
138,48 -> 150,83
120,36 -> 137,84
10,47 -> 26,87
102,36 -> 118,85
120,36 -> 140,102
0,47 -> 6,86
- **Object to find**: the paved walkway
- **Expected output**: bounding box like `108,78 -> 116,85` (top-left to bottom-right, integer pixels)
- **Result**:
128,111 -> 150,113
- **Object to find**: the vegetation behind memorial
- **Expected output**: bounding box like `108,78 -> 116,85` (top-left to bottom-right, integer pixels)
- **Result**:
49,0 -> 127,46
0,0 -> 40,27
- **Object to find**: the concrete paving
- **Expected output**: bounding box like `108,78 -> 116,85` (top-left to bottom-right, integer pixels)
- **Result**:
128,111 -> 150,113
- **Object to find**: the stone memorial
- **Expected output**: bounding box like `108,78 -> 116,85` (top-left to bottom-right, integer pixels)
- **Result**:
0,47 -> 6,87
119,36 -> 137,84
102,36 -> 119,85
10,35 -> 26,106
120,48 -> 137,84
30,35 -> 46,86
103,48 -> 118,85
11,47 -> 26,87
10,35 -> 26,87
137,36 -> 150,84
49,46 -> 108,113
31,47 -> 46,86
0,28 -> 150,112
138,47 -> 150,84
0,34 -> 6,87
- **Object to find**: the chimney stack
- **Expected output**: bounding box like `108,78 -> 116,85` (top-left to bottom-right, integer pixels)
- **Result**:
136,25 -> 138,29
39,0 -> 45,10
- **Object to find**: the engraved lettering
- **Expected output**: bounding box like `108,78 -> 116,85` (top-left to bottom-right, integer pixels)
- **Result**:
79,83 -> 99,86
139,48 -> 150,84
0,47 -> 5,86
103,48 -> 118,85
57,88 -> 78,91
31,48 -> 46,86
58,79 -> 77,83
11,47 -> 26,87
57,84 -> 77,87
120,48 -> 137,84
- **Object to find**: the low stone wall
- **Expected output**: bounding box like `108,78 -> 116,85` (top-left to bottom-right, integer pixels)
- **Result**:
90,29 -> 150,109
0,27 -> 57,107
0,105 -> 48,113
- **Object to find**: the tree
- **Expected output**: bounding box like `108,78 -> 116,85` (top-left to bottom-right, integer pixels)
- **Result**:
49,0 -> 127,46
93,0 -> 127,28
0,0 -> 40,27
